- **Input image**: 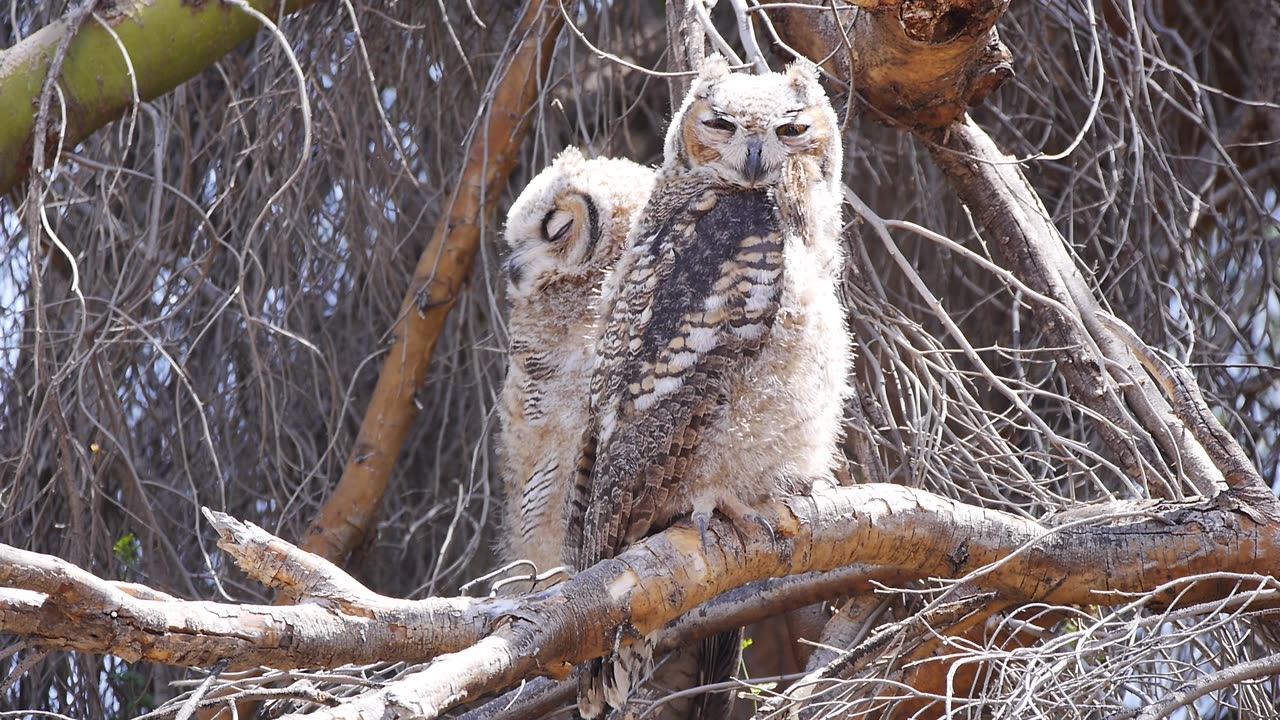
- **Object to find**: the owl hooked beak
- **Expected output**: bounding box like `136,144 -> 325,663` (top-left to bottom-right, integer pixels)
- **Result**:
742,135 -> 766,186
504,255 -> 525,288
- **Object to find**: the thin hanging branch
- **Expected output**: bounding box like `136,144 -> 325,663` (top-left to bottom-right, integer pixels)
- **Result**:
0,0 -> 321,197
299,0 -> 565,564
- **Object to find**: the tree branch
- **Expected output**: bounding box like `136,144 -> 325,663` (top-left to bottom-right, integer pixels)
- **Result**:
299,0 -> 565,564
923,117 -> 1266,504
0,541 -> 491,670
0,0 -> 321,197
759,0 -> 1011,128
1132,651 -> 1280,720
665,0 -> 708,110
4,485 -> 1278,717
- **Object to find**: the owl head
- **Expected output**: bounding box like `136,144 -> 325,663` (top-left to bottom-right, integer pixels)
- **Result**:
665,57 -> 841,191
503,147 -> 655,298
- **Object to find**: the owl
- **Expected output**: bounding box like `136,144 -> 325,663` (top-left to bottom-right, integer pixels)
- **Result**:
497,148 -> 656,580
570,58 -> 851,718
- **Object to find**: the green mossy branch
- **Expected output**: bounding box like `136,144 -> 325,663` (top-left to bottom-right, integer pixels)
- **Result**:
0,0 -> 317,196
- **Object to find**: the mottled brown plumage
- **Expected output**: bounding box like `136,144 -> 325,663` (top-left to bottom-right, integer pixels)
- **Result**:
572,58 -> 851,718
497,148 -> 655,582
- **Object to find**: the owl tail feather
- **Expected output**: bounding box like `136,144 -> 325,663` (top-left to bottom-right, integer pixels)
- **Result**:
577,658 -> 607,720
577,638 -> 654,719
692,628 -> 743,720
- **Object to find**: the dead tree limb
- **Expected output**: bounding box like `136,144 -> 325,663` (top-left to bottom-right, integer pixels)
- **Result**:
0,540 -> 492,670
5,484 -> 1280,718
923,117 -> 1272,506
665,0 -> 708,109
1097,312 -> 1276,512
300,0 -> 564,564
759,0 -> 1011,129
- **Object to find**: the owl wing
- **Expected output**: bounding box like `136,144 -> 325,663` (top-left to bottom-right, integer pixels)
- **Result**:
575,182 -> 786,569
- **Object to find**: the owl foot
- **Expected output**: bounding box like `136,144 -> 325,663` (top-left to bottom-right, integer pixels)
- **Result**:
726,511 -> 776,547
693,495 -> 777,551
748,513 -> 777,544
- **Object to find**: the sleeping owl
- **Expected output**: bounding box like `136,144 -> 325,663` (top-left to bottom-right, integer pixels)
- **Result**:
497,148 -> 656,581
569,58 -> 852,718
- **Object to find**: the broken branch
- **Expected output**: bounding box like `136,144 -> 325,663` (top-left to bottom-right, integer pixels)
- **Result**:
5,485 -> 1279,717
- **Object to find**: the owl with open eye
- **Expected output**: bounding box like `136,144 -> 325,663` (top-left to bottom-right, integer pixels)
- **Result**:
568,58 -> 851,719
497,148 -> 656,580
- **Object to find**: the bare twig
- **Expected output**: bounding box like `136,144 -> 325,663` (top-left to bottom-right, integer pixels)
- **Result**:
299,0 -> 565,564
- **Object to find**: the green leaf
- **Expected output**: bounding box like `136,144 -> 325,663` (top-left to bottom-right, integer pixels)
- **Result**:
113,534 -> 142,570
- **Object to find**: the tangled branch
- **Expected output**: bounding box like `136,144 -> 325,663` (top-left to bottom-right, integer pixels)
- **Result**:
4,484 -> 1279,717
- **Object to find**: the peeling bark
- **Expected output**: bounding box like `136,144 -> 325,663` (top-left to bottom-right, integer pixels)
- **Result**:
3,485 -> 1279,718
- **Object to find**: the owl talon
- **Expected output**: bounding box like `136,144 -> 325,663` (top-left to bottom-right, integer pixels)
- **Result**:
751,514 -> 777,545
724,512 -> 769,548
694,510 -> 713,551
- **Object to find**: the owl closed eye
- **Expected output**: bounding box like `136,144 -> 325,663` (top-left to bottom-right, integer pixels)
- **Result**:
496,147 -> 654,588
668,56 -> 841,190
503,147 -> 653,297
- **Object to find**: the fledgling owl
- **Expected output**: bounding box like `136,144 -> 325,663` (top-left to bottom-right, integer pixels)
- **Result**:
568,58 -> 851,719
497,148 -> 656,579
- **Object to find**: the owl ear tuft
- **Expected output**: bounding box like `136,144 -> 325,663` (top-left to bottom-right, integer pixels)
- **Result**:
786,61 -> 821,96
554,146 -> 587,168
697,55 -> 731,87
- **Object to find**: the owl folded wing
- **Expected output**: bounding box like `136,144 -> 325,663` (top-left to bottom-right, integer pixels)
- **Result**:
574,184 -> 787,569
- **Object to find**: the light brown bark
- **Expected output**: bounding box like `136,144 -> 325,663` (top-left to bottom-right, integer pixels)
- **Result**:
4,485 -> 1278,718
759,0 -> 1011,129
299,0 -> 565,564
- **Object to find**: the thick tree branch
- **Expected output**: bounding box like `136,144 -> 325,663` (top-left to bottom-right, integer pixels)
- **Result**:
0,0 -> 320,197
0,542 -> 491,670
277,485 -> 1280,718
5,485 -> 1279,718
458,564 -> 883,720
759,0 -> 1011,128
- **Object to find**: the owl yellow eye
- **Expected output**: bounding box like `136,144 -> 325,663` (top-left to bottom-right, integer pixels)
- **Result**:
776,123 -> 809,138
702,117 -> 736,133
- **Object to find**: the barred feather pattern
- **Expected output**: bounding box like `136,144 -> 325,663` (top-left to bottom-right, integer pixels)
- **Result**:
578,182 -> 786,569
572,60 -> 850,720
574,176 -> 788,717
497,150 -> 655,580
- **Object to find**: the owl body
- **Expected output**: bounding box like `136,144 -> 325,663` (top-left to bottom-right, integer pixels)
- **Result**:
573,59 -> 850,718
498,148 -> 655,576
649,211 -> 848,530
